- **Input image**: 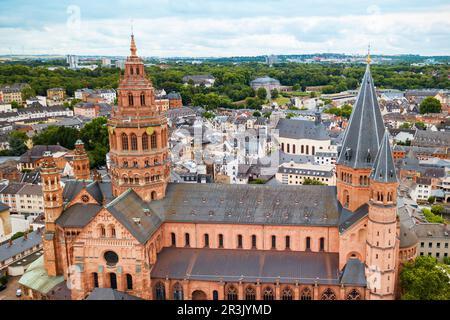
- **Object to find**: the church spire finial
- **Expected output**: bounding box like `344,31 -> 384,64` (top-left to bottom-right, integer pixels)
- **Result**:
366,44 -> 371,65
130,22 -> 137,57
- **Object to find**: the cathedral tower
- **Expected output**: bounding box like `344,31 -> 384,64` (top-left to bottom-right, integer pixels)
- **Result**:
365,132 -> 399,300
72,139 -> 90,180
336,55 -> 385,212
108,35 -> 170,201
41,151 -> 64,276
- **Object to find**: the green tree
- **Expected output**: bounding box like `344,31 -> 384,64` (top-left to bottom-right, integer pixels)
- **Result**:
427,196 -> 436,204
303,178 -> 326,185
263,111 -> 272,118
8,131 -> 28,156
202,111 -> 215,119
11,101 -> 21,109
32,126 -> 80,149
419,97 -> 442,114
400,122 -> 412,129
10,231 -> 25,240
21,86 -> 36,101
415,121 -> 426,130
256,87 -> 267,100
270,88 -> 279,99
252,111 -> 262,117
422,208 -> 444,224
79,117 -> 109,168
400,256 -> 450,300
431,205 -> 444,216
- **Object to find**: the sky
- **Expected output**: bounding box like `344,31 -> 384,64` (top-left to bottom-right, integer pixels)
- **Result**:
0,0 -> 450,57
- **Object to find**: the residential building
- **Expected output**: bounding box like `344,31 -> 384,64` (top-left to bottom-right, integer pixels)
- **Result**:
46,88 -> 66,102
415,224 -> 449,262
182,75 -> 215,87
276,162 -> 336,186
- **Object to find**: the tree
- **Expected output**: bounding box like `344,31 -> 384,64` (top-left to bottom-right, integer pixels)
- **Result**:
422,208 -> 445,224
10,231 -> 25,241
303,178 -> 326,185
419,97 -> 442,114
21,86 -> 36,101
202,111 -> 215,120
400,122 -> 412,129
245,97 -> 263,110
252,111 -> 261,117
415,121 -> 426,130
427,196 -> 436,205
79,117 -> 109,168
32,126 -> 80,149
8,131 -> 28,156
400,256 -> 450,300
256,87 -> 267,100
11,101 -> 21,109
270,88 -> 279,99
263,111 -> 272,118
431,205 -> 444,216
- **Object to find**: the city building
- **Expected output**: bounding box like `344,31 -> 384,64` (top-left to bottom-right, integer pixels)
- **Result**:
276,162 -> 336,186
0,202 -> 11,239
250,76 -> 281,97
415,224 -> 449,261
20,37 -> 410,301
47,88 -> 66,102
66,55 -> 79,69
182,75 -> 216,87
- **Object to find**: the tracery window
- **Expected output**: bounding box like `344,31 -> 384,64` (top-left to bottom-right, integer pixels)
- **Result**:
263,287 -> 274,300
301,287 -> 312,300
346,289 -> 361,300
245,286 -> 256,300
173,282 -> 183,300
227,285 -> 238,300
282,287 -> 293,300
130,133 -> 138,150
155,282 -> 165,300
142,133 -> 149,150
321,288 -> 336,300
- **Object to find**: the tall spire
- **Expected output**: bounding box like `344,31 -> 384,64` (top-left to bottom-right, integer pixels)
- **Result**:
370,131 -> 397,183
336,56 -> 385,169
130,34 -> 137,57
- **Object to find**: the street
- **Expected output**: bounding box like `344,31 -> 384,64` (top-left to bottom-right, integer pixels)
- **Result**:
0,276 -> 21,300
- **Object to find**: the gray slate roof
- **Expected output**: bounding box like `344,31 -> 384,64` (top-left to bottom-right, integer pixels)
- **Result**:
151,247 -> 342,285
56,204 -> 102,228
337,64 -> 385,169
86,288 -> 143,300
0,230 -> 43,263
369,131 -> 397,183
276,118 -> 329,140
340,259 -> 366,286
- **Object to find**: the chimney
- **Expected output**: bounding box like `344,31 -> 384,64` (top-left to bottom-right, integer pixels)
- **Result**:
8,238 -> 12,247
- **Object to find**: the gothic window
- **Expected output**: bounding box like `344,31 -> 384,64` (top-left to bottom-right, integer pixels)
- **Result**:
227,285 -> 238,300
134,175 -> 139,184
126,274 -> 133,290
346,289 -> 361,300
128,93 -> 134,106
109,273 -> 117,289
301,287 -> 312,300
282,287 -> 293,300
123,161 -> 128,168
251,235 -> 257,249
359,176 -> 363,185
204,234 -> 210,247
306,237 -> 311,250
263,287 -> 274,300
285,236 -> 290,249
321,288 -> 336,300
136,67 -> 140,75
140,92 -> 145,106
245,286 -> 256,300
218,234 -> 224,248
155,282 -> 166,300
109,225 -> 116,238
121,133 -> 129,150
111,132 -> 116,149
271,235 -> 276,249
151,133 -> 157,149
99,225 -> 106,238
237,235 -> 243,248
131,133 -> 138,150
142,133 -> 149,150
343,190 -> 350,208
320,237 -> 325,251
185,233 -> 190,247
173,282 -> 183,300
213,290 -> 219,300
171,232 -> 176,246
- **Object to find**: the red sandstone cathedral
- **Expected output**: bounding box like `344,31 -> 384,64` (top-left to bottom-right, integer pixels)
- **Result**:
20,36 -> 417,300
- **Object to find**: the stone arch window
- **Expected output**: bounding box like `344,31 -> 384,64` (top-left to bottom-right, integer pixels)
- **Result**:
218,234 -> 224,248
263,287 -> 274,300
151,191 -> 157,200
130,133 -> 138,150
142,133 -> 149,150
212,290 -> 219,300
128,93 -> 134,106
251,235 -> 257,249
346,289 -> 361,300
99,224 -> 106,238
133,175 -> 139,185
126,274 -> 133,290
282,287 -> 293,300
92,272 -> 99,288
184,233 -> 190,247
245,286 -> 256,300
321,288 -> 336,300
173,282 -> 183,300
359,176 -> 363,185
301,287 -> 312,300
237,234 -> 243,248
204,234 -> 210,248
109,225 -> 116,238
227,285 -> 238,300
121,133 -> 129,150
151,132 -> 157,149
140,92 -> 145,106
155,282 -> 166,300
171,232 -> 176,246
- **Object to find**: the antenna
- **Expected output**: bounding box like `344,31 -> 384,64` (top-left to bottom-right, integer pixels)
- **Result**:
131,19 -> 134,36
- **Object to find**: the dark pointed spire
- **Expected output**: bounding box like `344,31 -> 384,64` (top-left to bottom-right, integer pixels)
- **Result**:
336,61 -> 385,168
370,131 -> 397,183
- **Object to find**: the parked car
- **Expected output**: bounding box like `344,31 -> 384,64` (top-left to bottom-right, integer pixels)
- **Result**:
0,284 -> 7,292
16,288 -> 22,297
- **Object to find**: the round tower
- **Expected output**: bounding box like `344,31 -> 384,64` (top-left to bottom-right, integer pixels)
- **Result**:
108,35 -> 170,201
72,139 -> 90,180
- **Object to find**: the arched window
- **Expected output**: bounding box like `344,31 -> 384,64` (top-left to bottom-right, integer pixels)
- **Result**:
218,234 -> 224,248
111,132 -> 117,149
185,233 -> 190,247
126,274 -> 133,290
121,133 -> 129,150
212,290 -> 219,300
155,282 -> 166,300
109,273 -> 117,289
92,272 -> 98,288
237,235 -> 243,248
285,236 -> 290,249
320,237 -> 325,251
282,287 -> 293,300
301,287 -> 312,300
140,92 -> 145,106
99,225 -> 106,238
312,146 -> 315,155
306,145 -> 309,155
142,133 -> 149,150
128,93 -> 134,106
171,232 -> 176,246
245,286 -> 256,300
306,237 -> 311,250
110,225 -> 116,238
151,191 -> 157,200
151,133 -> 157,149
343,190 -> 350,208
130,133 -> 138,150
263,287 -> 274,300
346,289 -> 361,300
227,285 -> 238,300
173,282 -> 183,300
321,288 -> 336,300
251,235 -> 257,249
204,234 -> 209,248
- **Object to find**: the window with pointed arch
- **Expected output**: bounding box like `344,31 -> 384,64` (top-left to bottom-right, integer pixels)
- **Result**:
142,133 -> 149,150
128,93 -> 134,106
245,286 -> 256,300
109,225 -> 116,238
99,224 -> 106,238
226,285 -> 238,300
301,287 -> 312,300
121,133 -> 129,150
140,92 -> 145,106
282,287 -> 293,300
346,289 -> 361,300
155,282 -> 165,300
321,288 -> 336,300
173,282 -> 183,300
263,287 -> 274,300
130,133 -> 138,150
151,132 -> 157,149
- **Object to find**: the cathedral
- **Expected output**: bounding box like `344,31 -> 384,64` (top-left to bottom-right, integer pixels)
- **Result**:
20,36 -> 417,300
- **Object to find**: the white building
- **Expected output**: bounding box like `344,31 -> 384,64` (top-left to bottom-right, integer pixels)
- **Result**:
276,161 -> 336,186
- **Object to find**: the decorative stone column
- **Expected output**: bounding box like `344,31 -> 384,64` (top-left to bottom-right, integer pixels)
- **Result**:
294,281 -> 299,300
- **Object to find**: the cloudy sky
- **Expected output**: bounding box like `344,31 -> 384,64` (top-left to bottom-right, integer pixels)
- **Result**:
1,0 -> 450,57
